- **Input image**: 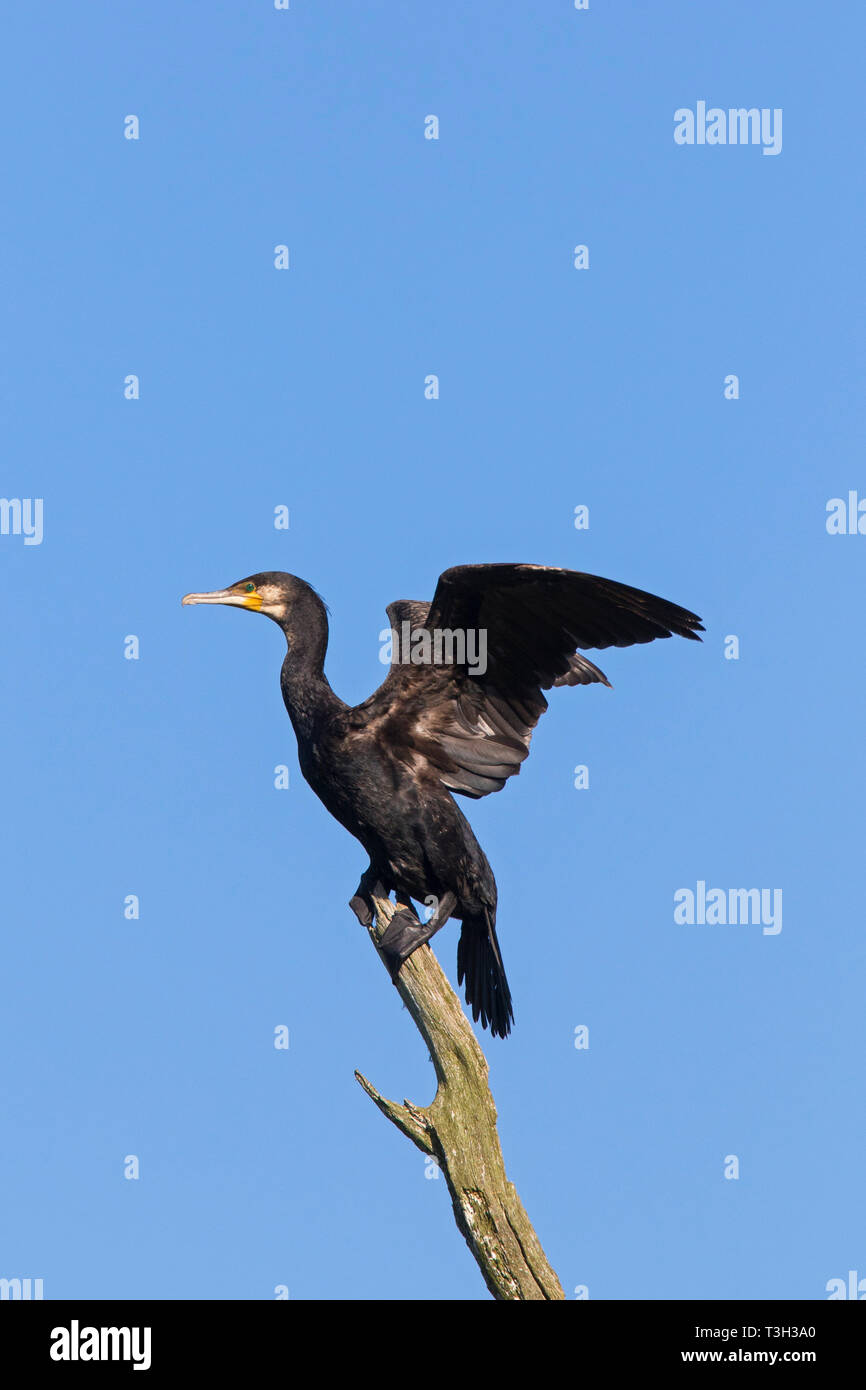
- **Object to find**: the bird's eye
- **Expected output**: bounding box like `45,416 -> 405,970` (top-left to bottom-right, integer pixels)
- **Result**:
244,583 -> 256,593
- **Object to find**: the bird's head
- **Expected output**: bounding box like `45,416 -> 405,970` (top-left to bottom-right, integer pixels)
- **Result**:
182,571 -> 314,626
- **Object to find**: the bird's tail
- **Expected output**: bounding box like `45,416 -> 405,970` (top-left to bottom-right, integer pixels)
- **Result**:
457,908 -> 514,1039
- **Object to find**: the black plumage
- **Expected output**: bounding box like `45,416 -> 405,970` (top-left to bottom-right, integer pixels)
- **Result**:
183,564 -> 703,1037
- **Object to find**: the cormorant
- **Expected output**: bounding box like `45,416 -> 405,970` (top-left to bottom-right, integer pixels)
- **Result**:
182,565 -> 702,1038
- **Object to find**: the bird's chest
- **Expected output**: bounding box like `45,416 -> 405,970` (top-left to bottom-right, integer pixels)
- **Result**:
298,734 -> 417,848
298,736 -> 371,834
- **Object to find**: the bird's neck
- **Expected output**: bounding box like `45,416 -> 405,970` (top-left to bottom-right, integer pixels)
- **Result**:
279,639 -> 343,743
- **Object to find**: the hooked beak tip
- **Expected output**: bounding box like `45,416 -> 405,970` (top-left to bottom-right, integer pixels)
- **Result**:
181,588 -> 263,612
181,591 -> 224,607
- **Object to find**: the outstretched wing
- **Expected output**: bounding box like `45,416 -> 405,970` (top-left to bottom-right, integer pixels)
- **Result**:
359,564 -> 703,799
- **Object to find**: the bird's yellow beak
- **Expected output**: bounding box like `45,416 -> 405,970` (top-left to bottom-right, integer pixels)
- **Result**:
182,588 -> 263,611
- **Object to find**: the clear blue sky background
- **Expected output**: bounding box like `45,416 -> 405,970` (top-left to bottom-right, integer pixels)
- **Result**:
2,1 -> 863,1301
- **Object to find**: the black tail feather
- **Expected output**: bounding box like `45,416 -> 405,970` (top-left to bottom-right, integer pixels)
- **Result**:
457,909 -> 514,1039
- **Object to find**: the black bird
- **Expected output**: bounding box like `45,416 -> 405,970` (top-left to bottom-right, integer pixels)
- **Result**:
182,565 -> 702,1038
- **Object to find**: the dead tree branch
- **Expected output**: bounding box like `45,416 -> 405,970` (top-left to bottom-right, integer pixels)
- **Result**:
354,895 -> 565,1301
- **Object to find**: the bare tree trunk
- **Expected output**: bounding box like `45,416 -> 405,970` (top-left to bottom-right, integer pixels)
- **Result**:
355,895 -> 565,1301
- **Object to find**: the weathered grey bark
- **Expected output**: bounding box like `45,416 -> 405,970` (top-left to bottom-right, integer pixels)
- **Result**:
355,895 -> 565,1301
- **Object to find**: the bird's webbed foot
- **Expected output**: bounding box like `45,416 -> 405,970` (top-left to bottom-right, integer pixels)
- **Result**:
378,908 -> 425,979
348,870 -> 388,927
349,892 -> 374,927
378,891 -> 458,980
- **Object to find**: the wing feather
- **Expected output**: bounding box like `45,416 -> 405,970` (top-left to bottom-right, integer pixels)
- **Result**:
357,564 -> 702,799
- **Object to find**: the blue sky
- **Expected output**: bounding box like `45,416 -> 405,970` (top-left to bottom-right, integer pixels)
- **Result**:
2,1 -> 864,1301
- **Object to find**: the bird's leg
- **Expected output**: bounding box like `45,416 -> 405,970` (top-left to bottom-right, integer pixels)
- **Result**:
378,891 -> 458,981
348,866 -> 388,928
